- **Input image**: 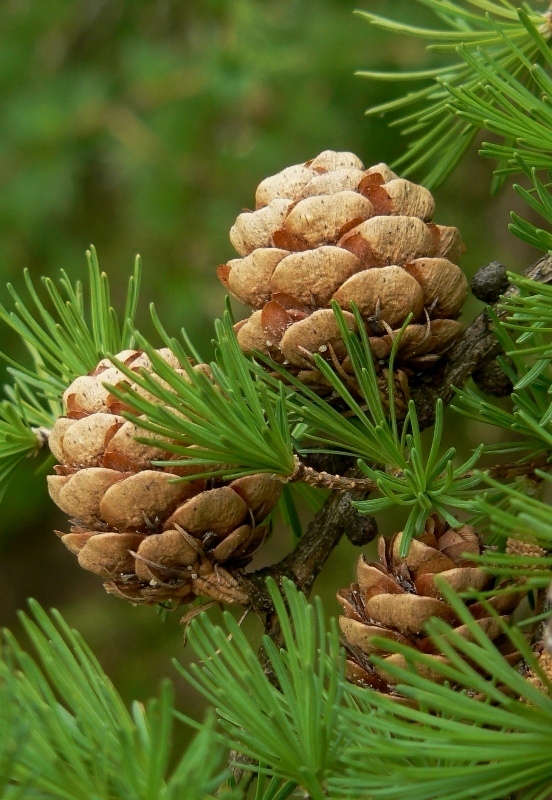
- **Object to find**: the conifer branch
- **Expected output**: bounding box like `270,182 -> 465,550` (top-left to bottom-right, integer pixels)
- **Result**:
410,251 -> 552,428
2,5 -> 552,796
289,453 -> 550,494
234,253 -> 552,634
1,601 -> 234,800
356,1 -> 550,187
180,579 -> 552,800
287,458 -> 377,492
0,248 -> 144,498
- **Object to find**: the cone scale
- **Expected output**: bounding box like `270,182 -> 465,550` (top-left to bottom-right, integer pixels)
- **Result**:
47,349 -> 281,607
220,150 -> 469,400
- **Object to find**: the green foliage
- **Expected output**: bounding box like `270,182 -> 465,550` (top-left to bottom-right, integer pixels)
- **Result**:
261,304 -> 486,553
334,582 -> 552,800
108,307 -> 296,481
3,583 -> 551,800
250,777 -> 298,800
276,482 -> 329,542
359,1 -> 552,255
112,301 -> 487,553
510,163 -> 552,251
180,578 -> 345,800
467,472 -> 552,595
2,580 -> 548,800
0,398 -> 46,501
451,271 -> 552,595
442,9 -> 552,249
0,246 -> 141,409
356,1 -> 550,189
478,471 -> 552,546
0,247 -> 142,497
0,600 -> 234,800
353,398 -> 484,555
179,579 -> 552,800
454,273 -> 552,457
444,8 -> 552,175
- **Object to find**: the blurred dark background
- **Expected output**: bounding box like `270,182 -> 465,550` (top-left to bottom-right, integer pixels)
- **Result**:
0,0 -> 536,719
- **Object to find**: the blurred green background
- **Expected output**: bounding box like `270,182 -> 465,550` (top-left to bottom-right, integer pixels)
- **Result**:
0,0 -> 536,719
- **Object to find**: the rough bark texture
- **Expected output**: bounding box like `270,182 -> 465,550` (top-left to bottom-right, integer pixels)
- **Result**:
472,357 -> 514,397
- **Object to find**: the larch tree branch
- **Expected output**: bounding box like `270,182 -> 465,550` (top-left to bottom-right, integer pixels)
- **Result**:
237,253 -> 552,642
410,254 -> 552,427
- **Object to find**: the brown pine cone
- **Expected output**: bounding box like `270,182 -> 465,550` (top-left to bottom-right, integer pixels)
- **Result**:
337,515 -> 522,699
219,150 -> 468,399
47,350 -> 281,607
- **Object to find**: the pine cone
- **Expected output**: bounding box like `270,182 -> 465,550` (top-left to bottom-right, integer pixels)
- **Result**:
337,515 -> 521,698
47,350 -> 281,607
219,150 -> 468,398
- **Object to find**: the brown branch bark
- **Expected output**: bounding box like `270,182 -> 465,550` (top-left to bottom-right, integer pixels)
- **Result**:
289,455 -> 550,493
239,477 -> 376,675
288,459 -> 377,491
238,477 -> 375,616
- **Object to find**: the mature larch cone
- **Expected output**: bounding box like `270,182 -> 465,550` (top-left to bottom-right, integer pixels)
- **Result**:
337,515 -> 522,699
218,150 -> 468,401
47,349 -> 281,607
